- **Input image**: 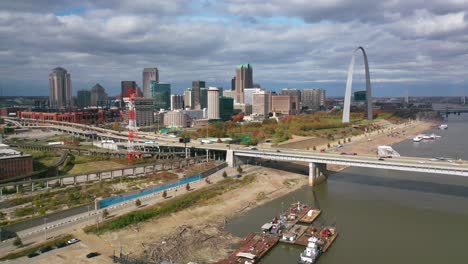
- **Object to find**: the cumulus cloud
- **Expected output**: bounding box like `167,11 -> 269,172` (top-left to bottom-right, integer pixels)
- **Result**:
0,0 -> 467,96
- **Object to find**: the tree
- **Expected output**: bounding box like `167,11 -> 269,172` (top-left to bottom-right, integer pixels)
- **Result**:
237,165 -> 243,174
222,171 -> 228,178
112,122 -> 121,132
162,190 -> 167,199
186,183 -> 190,191
102,209 -> 109,218
13,237 -> 23,247
135,199 -> 141,207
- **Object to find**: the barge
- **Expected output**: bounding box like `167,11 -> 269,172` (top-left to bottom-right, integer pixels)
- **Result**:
216,233 -> 279,264
296,225 -> 338,252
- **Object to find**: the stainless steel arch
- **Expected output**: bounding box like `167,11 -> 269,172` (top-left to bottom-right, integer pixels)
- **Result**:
342,47 -> 372,123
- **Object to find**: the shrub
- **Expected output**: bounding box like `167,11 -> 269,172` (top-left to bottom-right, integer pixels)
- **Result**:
102,209 -> 109,218
222,171 -> 228,178
13,237 -> 23,247
135,199 -> 141,207
237,165 -> 243,174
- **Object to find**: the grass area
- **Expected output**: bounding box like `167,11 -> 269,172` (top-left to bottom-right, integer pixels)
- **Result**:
58,155 -> 127,175
18,149 -> 61,171
84,175 -> 256,234
0,234 -> 73,261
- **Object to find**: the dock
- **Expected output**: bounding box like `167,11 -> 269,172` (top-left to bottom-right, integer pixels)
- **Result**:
216,233 -> 279,264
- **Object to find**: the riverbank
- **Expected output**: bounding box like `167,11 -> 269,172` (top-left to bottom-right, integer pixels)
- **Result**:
326,120 -> 436,172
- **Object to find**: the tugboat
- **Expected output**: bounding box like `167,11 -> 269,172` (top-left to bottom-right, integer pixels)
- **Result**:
299,237 -> 322,264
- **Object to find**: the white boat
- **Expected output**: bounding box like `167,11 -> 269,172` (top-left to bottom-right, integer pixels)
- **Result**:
438,124 -> 448,130
299,237 -> 321,264
413,135 -> 423,142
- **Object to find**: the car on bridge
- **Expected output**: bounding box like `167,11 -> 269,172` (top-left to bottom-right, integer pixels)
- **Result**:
340,152 -> 357,155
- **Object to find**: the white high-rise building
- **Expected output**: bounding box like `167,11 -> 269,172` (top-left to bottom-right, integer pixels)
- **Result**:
244,88 -> 263,105
207,87 -> 220,120
252,91 -> 271,117
170,94 -> 184,110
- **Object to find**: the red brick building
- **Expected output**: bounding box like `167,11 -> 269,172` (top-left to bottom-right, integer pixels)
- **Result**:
0,144 -> 33,180
18,110 -> 107,124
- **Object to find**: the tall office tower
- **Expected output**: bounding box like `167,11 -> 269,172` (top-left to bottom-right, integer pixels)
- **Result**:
219,96 -> 234,121
200,87 -> 208,109
90,83 -> 108,107
223,90 -> 236,101
282,88 -> 302,106
235,64 -> 253,104
207,87 -> 220,120
49,67 -> 72,108
143,68 -> 159,98
192,80 -> 206,110
150,81 -> 171,110
184,88 -> 193,109
231,77 -> 236,91
121,81 -> 137,98
170,94 -> 185,110
77,90 -> 91,108
244,88 -> 263,105
301,89 -> 326,111
252,91 -> 271,117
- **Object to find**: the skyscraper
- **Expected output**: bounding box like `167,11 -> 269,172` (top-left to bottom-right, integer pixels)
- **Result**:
235,64 -> 253,104
184,88 -> 193,109
90,83 -> 108,107
143,68 -> 159,98
121,81 -> 137,98
192,80 -> 205,110
150,81 -> 171,110
207,87 -> 220,120
252,91 -> 271,117
231,77 -> 236,91
77,90 -> 91,108
170,94 -> 185,110
244,88 -> 263,105
49,67 -> 72,108
219,97 -> 234,121
200,87 -> 208,109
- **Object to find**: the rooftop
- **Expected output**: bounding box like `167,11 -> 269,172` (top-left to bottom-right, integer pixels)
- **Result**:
236,63 -> 251,69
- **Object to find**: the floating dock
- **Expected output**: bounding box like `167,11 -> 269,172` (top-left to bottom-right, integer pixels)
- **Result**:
216,233 -> 279,264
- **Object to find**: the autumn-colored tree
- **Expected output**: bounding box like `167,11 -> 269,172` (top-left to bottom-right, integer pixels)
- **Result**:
135,199 -> 141,207
186,183 -> 190,191
162,190 -> 167,199
232,113 -> 244,122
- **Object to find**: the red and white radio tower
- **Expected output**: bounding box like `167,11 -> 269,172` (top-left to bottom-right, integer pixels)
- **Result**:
127,88 -> 138,161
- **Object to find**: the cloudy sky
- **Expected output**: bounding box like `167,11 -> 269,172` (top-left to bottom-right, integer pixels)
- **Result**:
1,0 -> 468,97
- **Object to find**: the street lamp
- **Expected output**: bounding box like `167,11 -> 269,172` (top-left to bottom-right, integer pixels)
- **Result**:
87,205 -> 91,224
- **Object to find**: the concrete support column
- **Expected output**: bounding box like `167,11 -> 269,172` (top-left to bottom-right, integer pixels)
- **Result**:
98,173 -> 102,181
31,182 -> 34,192
226,149 -> 235,167
110,171 -> 114,179
133,168 -> 136,175
73,176 -> 77,185
309,162 -> 316,186
86,174 -> 89,182
46,181 -> 49,188
16,185 -> 19,193
206,149 -> 209,162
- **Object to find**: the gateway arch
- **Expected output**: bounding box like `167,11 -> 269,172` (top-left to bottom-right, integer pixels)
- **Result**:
342,47 -> 372,123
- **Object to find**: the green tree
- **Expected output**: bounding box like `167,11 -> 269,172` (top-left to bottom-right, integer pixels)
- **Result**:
102,209 -> 109,218
13,237 -> 23,247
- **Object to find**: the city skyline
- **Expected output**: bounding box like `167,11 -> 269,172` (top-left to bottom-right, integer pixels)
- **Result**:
1,1 -> 468,97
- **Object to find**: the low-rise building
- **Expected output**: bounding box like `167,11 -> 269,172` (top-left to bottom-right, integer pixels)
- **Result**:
0,144 -> 33,180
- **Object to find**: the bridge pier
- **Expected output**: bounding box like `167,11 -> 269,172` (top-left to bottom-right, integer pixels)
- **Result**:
226,149 -> 235,167
309,162 -> 327,186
